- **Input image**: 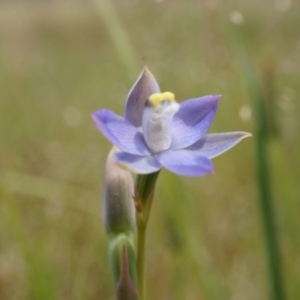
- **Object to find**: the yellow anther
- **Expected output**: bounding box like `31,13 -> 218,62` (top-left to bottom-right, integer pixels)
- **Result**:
148,92 -> 175,108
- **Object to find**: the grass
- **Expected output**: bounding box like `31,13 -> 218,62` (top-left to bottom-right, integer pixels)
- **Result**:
0,1 -> 299,299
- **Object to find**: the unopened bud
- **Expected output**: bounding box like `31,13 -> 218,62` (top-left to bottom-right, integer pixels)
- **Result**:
116,246 -> 140,300
109,233 -> 137,286
103,147 -> 136,234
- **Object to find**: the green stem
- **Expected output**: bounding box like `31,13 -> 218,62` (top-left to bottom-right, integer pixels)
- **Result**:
135,171 -> 160,300
136,219 -> 146,300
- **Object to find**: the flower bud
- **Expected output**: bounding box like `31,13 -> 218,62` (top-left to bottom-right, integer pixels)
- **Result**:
103,147 -> 136,234
116,246 -> 140,300
109,233 -> 137,286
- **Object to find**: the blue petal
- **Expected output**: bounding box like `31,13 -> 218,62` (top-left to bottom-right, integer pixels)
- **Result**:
125,67 -> 160,127
185,132 -> 252,158
155,149 -> 214,177
170,95 -> 220,149
115,152 -> 161,174
92,109 -> 151,155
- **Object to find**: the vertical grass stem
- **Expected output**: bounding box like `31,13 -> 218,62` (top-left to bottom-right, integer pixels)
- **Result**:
231,24 -> 285,300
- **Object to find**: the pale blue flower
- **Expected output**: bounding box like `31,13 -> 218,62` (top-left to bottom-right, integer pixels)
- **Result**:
92,67 -> 251,177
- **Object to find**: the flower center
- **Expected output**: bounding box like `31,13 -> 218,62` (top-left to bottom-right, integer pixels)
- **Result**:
142,92 -> 179,153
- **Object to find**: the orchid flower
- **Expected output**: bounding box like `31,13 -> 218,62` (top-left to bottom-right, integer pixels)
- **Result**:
92,67 -> 251,176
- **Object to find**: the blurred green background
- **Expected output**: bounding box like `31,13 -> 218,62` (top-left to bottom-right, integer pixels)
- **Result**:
0,0 -> 299,299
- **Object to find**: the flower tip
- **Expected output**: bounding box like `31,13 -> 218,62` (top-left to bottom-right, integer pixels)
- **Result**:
215,94 -> 222,101
91,111 -> 101,126
206,94 -> 221,104
240,131 -> 253,139
91,111 -> 98,121
142,65 -> 149,72
141,65 -> 155,78
90,109 -> 109,131
91,109 -> 106,120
